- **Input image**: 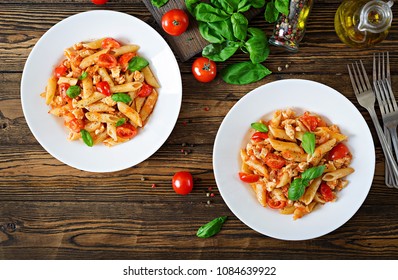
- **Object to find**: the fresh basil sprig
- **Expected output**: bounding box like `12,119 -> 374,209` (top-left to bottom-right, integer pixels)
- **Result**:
302,132 -> 316,154
196,216 -> 228,238
116,118 -> 126,127
251,122 -> 268,132
112,93 -> 132,104
128,57 -> 149,72
78,71 -> 88,80
221,62 -> 271,85
66,85 -> 81,99
151,0 -> 169,8
264,0 -> 290,23
288,165 -> 326,200
80,129 -> 93,147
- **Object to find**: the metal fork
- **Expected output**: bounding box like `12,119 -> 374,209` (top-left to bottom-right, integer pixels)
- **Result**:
373,52 -> 398,187
348,60 -> 398,184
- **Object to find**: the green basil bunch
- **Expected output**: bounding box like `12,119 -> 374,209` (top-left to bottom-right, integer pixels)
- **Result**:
186,0 -> 273,85
186,0 -> 290,84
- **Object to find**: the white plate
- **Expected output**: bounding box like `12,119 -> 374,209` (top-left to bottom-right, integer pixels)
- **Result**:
213,79 -> 375,240
21,10 -> 182,172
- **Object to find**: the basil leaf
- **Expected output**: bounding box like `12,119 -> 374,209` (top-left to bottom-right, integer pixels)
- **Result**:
194,3 -> 230,22
185,0 -> 201,15
116,118 -> 126,127
237,0 -> 252,13
112,93 -> 132,104
202,41 -> 240,62
78,71 -> 88,80
199,20 -> 235,43
264,1 -> 280,23
231,13 -> 248,41
275,0 -> 290,16
302,132 -> 316,154
221,61 -> 271,85
196,216 -> 228,238
128,57 -> 149,72
66,85 -> 81,98
210,0 -> 235,14
244,27 -> 269,64
251,122 -> 268,132
151,0 -> 169,8
288,178 -> 307,201
81,129 -> 93,147
301,165 -> 326,181
251,0 -> 266,9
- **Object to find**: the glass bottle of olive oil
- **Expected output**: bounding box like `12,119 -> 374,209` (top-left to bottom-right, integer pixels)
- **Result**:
334,0 -> 393,48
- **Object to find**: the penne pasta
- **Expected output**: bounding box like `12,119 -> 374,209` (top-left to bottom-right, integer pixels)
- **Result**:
41,37 -> 159,147
239,109 -> 354,220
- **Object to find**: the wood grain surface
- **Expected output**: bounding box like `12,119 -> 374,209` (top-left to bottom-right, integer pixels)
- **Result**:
1,0 -> 398,260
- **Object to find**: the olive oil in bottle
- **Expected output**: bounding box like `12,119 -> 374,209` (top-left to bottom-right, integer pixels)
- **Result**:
334,0 -> 393,48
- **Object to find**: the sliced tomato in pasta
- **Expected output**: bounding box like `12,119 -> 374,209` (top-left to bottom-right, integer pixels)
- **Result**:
264,153 -> 285,169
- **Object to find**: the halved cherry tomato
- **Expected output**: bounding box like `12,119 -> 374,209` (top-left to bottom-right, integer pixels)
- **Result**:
264,153 -> 286,169
91,0 -> 108,4
118,52 -> 136,71
251,132 -> 269,142
267,193 -> 287,209
161,9 -> 189,36
192,57 -> 217,83
320,182 -> 335,202
300,112 -> 320,131
65,118 -> 85,133
137,83 -> 153,97
328,142 -> 350,160
172,171 -> 193,195
238,172 -> 260,183
116,123 -> 138,139
96,81 -> 111,96
98,53 -> 117,69
101,37 -> 121,49
58,83 -> 71,102
54,65 -> 67,78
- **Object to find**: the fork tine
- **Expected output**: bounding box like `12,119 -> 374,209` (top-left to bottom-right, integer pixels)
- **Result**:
373,53 -> 377,83
347,64 -> 360,96
386,51 -> 391,84
360,60 -> 372,90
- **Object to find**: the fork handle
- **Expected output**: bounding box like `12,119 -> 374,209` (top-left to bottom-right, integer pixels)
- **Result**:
369,108 -> 398,181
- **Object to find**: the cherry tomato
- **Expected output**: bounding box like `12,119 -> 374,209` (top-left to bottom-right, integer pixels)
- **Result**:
65,118 -> 85,133
96,81 -> 111,96
116,123 -> 138,139
320,182 -> 335,202
54,65 -> 67,78
118,52 -> 136,71
98,53 -> 117,69
328,142 -> 350,160
172,171 -> 193,195
58,83 -> 71,102
192,57 -> 217,83
91,0 -> 108,5
251,132 -> 269,142
137,83 -> 153,97
161,9 -> 189,36
299,112 -> 320,131
264,153 -> 286,169
101,37 -> 121,49
267,193 -> 287,209
238,172 -> 260,183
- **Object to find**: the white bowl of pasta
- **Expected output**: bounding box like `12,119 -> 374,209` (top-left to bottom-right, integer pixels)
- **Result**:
21,10 -> 182,172
213,79 -> 375,240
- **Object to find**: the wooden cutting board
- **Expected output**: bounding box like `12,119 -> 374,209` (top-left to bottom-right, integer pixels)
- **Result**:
142,0 -> 263,62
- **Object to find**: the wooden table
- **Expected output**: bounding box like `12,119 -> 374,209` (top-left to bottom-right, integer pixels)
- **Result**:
1,0 -> 398,260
